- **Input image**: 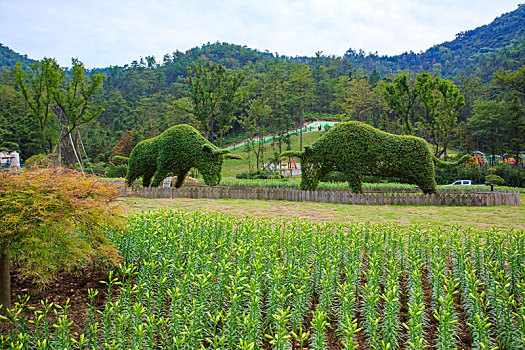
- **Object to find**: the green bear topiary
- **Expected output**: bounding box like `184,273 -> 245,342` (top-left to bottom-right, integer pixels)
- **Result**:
281,121 -> 469,194
126,124 -> 241,188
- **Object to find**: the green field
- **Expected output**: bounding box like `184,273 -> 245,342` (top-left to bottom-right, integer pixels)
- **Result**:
7,210 -> 523,349
120,193 -> 525,230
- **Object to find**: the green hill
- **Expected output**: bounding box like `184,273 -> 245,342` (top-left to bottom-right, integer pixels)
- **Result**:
2,4 -> 524,80
221,131 -> 323,178
0,43 -> 35,69
342,4 -> 525,79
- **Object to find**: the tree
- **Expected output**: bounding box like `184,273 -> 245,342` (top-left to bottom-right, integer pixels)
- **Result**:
111,130 -> 135,159
433,77 -> 465,156
337,77 -> 376,124
185,60 -> 244,144
15,58 -> 61,152
263,60 -> 292,154
287,64 -> 313,151
494,65 -> 525,163
494,65 -> 525,105
383,73 -> 418,135
53,59 -> 106,165
0,169 -> 122,313
132,93 -> 177,139
0,84 -> 42,156
16,58 -> 105,166
239,99 -> 272,170
416,72 -> 464,157
384,71 -> 464,156
469,100 -> 507,161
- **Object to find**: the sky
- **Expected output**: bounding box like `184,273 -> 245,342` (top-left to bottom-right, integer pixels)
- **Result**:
0,0 -> 522,68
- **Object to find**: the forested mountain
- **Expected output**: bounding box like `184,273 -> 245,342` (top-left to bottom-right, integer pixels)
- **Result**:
0,4 -> 524,180
2,3 -> 524,78
343,4 -> 525,79
0,43 -> 34,69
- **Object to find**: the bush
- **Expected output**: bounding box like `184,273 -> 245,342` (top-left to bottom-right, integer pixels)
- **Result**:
126,124 -> 240,188
281,121 -> 467,194
106,163 -> 128,178
24,153 -> 57,169
236,170 -> 283,180
74,161 -> 128,178
88,161 -> 108,176
485,174 -> 505,186
322,171 -> 345,182
112,155 -> 129,165
0,168 -> 124,311
0,168 -> 122,287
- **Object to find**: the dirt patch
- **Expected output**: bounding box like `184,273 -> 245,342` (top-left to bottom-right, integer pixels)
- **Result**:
2,267 -> 109,337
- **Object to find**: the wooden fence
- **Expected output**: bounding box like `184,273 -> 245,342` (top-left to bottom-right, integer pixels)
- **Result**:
119,185 -> 521,206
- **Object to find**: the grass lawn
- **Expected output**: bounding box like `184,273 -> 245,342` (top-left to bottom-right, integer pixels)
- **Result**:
120,193 -> 525,231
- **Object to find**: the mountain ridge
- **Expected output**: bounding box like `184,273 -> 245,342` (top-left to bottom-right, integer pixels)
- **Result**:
1,3 -> 524,78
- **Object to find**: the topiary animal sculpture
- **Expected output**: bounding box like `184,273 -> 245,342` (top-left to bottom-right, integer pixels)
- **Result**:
126,124 -> 241,188
281,121 -> 469,194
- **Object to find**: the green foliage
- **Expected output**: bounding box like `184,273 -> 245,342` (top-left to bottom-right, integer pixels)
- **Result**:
2,141 -> 19,151
126,124 -> 238,188
383,71 -> 465,156
2,209 -> 525,347
24,153 -> 56,169
1,4 -> 524,167
111,155 -> 129,165
235,169 -> 282,180
343,5 -> 525,79
416,72 -> 465,156
322,171 -> 346,182
184,59 -> 244,143
494,64 -> 525,104
469,100 -> 519,157
0,168 -> 122,286
15,58 -> 60,152
383,73 -> 418,135
105,163 -> 128,178
485,174 -> 505,186
209,177 -> 525,192
0,43 -> 35,68
53,59 -> 106,141
282,121 -> 466,194
15,57 -> 105,164
435,164 -> 525,187
76,160 -> 127,178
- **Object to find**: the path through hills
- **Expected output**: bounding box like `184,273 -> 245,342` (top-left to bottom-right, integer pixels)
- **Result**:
225,121 -> 338,151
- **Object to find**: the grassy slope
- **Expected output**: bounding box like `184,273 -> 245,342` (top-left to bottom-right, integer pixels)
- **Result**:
221,131 -> 323,178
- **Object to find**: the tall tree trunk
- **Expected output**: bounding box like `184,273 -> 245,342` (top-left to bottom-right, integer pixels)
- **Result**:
0,245 -> 10,315
299,105 -> 304,152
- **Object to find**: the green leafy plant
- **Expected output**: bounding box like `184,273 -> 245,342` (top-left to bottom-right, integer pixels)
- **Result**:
0,168 -> 122,311
485,174 -> 505,186
24,153 -> 57,169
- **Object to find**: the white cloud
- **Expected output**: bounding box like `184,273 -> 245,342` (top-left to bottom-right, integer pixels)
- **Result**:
0,0 -> 521,67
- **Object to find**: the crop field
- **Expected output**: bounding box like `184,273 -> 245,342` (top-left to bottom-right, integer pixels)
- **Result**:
5,210 -> 525,349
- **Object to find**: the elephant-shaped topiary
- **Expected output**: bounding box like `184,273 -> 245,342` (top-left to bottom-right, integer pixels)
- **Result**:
126,124 -> 241,188
281,121 -> 469,194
